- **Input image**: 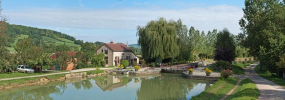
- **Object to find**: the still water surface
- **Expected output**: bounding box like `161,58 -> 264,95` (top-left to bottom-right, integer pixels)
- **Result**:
0,74 -> 214,100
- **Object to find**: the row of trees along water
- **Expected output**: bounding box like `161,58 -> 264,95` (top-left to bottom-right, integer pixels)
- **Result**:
137,17 -> 249,64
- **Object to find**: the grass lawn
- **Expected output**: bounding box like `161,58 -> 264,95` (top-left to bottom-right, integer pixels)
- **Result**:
85,70 -> 104,75
0,72 -> 47,79
191,78 -> 238,100
255,65 -> 285,88
0,70 -> 105,87
226,78 -> 260,100
208,62 -> 250,75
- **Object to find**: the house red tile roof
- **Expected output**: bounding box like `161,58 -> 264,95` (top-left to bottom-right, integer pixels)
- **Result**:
104,43 -> 132,52
50,51 -> 77,59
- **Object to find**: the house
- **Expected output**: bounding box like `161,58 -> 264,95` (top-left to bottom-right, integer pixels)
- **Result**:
50,51 -> 77,70
97,41 -> 139,66
95,75 -> 131,91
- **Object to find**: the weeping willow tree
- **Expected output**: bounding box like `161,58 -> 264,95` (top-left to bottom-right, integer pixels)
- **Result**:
137,18 -> 180,62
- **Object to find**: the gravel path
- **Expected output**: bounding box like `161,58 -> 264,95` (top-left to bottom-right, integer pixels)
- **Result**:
0,68 -> 115,81
233,63 -> 285,100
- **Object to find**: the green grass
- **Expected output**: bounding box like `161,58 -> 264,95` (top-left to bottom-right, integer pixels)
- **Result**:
85,70 -> 104,75
208,62 -> 249,75
42,36 -> 80,47
7,34 -> 29,52
0,72 -> 47,79
6,35 -> 81,52
0,74 -> 65,87
255,65 -> 285,88
231,64 -> 245,75
191,78 -> 238,100
226,78 -> 260,100
0,70 -> 105,87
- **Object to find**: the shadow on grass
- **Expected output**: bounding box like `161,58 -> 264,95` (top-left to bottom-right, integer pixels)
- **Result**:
191,78 -> 237,100
226,88 -> 259,100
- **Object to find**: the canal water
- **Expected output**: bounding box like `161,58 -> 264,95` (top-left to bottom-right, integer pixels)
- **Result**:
0,74 -> 214,100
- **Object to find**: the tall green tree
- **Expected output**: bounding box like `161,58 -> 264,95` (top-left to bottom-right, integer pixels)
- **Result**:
58,51 -> 71,70
214,29 -> 236,63
240,0 -> 285,71
137,18 -> 179,62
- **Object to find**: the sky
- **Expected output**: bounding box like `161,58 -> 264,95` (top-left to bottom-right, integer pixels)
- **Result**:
1,0 -> 245,44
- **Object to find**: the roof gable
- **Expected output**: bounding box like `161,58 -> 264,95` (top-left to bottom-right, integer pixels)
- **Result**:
103,43 -> 132,52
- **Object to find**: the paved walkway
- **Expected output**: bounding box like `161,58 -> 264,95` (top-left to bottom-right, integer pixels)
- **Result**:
234,63 -> 285,100
0,68 -> 115,81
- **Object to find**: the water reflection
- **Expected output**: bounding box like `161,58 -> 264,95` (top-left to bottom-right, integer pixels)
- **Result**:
0,82 -> 66,100
95,75 -> 132,91
136,74 -> 212,100
0,74 -> 213,100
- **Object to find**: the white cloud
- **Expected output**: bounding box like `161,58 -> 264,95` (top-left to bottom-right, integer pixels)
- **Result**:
2,5 -> 243,43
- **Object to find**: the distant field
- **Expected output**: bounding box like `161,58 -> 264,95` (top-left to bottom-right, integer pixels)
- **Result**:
7,35 -> 81,52
42,36 -> 81,48
7,35 -> 29,52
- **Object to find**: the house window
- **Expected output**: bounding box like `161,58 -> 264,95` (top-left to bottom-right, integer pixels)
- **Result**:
102,49 -> 108,55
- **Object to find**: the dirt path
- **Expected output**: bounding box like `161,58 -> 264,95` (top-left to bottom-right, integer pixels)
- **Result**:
230,63 -> 285,100
0,68 -> 115,81
220,79 -> 241,100
246,63 -> 285,100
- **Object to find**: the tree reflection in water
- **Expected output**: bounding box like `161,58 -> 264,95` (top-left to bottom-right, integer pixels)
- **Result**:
0,74 -> 212,100
136,74 -> 211,100
0,82 -> 67,100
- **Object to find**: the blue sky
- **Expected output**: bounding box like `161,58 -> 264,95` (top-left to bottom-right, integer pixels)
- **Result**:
2,0 -> 245,44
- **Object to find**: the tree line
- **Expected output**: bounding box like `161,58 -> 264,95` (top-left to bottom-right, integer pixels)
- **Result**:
137,18 -> 248,64
239,0 -> 285,73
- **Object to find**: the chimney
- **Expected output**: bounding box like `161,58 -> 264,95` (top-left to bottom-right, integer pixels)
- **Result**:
110,40 -> 113,44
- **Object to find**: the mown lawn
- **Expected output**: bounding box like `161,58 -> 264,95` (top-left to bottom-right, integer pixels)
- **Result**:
208,62 -> 250,75
0,70 -> 105,87
0,72 -> 47,79
191,78 -> 238,100
255,65 -> 285,88
226,78 -> 260,100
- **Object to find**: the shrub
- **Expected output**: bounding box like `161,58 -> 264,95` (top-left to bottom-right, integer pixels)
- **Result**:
221,69 -> 233,78
121,60 -> 129,69
264,70 -> 272,76
134,62 -> 138,66
150,62 -> 156,67
75,63 -> 86,69
214,60 -> 230,71
100,60 -> 106,67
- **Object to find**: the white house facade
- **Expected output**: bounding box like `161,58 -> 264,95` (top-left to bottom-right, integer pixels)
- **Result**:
97,42 -> 139,66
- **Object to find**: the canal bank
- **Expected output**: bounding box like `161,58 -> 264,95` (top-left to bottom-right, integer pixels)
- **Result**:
0,73 -> 215,100
0,70 -> 107,90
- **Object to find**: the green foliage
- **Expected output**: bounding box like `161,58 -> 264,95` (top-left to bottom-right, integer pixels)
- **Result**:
191,78 -> 237,100
276,54 -> 285,69
226,78 -> 259,100
121,60 -> 129,68
57,51 -> 71,70
255,65 -> 285,88
214,29 -> 236,62
86,70 -> 104,75
100,60 -> 106,67
91,53 -> 105,67
240,0 -> 285,71
265,70 -> 272,76
214,60 -> 231,70
137,18 -> 180,61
